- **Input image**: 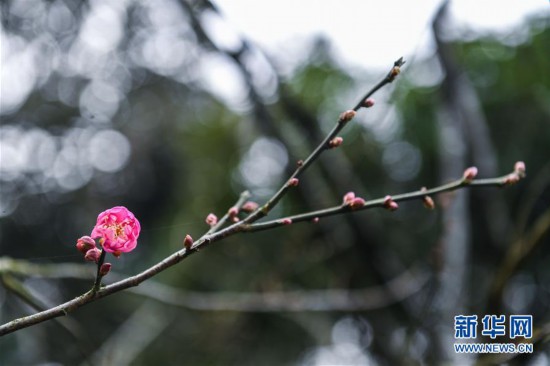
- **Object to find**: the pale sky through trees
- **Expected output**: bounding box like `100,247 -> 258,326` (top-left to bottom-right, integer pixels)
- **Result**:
215,0 -> 548,69
196,0 -> 548,109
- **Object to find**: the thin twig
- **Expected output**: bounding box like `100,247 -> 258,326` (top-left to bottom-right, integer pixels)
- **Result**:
92,249 -> 106,293
242,173 -> 522,233
352,57 -> 406,111
241,58 -> 405,224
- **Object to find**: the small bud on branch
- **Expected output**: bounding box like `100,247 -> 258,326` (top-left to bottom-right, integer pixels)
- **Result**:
206,213 -> 218,226
241,201 -> 259,213
328,137 -> 343,148
388,57 -> 405,82
363,98 -> 375,108
338,110 -> 356,123
514,161 -> 526,178
383,195 -> 399,211
99,263 -> 112,276
76,236 -> 96,254
463,167 -> 478,183
228,206 -> 239,218
343,192 -> 356,205
84,248 -> 101,263
288,178 -> 299,187
350,197 -> 366,210
183,234 -> 194,250
421,187 -> 435,210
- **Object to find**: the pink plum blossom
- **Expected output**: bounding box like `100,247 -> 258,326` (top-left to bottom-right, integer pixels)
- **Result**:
91,206 -> 140,256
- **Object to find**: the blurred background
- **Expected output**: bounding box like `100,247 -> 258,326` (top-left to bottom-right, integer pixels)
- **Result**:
1,0 -> 549,364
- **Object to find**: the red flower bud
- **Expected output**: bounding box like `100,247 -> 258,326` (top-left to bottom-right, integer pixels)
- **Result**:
206,213 -> 218,226
228,206 -> 239,217
84,248 -> 101,263
99,263 -> 112,276
288,178 -> 299,187
280,218 -> 292,225
343,191 -> 356,205
183,234 -> 193,250
423,196 -> 435,210
462,167 -> 478,183
363,98 -> 375,108
420,187 -> 435,210
76,236 -> 96,254
514,161 -> 526,178
242,201 -> 259,213
383,195 -> 399,211
350,197 -> 366,210
312,217 -> 320,223
339,110 -> 357,123
328,137 -> 343,148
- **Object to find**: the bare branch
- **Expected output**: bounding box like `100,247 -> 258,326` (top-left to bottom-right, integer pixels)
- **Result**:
242,170 -> 525,232
0,58 -> 525,337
